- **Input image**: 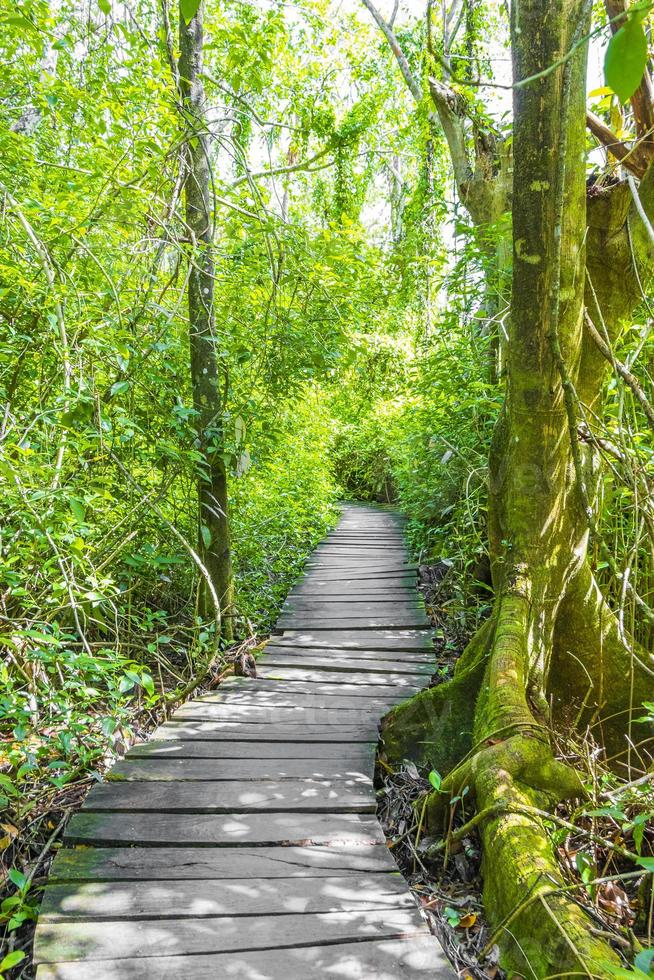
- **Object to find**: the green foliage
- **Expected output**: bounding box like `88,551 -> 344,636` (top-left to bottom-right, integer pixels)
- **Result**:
605,6 -> 650,103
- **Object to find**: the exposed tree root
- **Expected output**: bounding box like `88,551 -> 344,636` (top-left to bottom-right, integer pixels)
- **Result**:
384,594 -> 627,977
552,565 -> 654,761
380,617 -> 493,771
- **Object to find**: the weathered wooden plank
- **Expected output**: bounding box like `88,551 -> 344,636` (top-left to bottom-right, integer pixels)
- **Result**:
276,615 -> 431,630
304,559 -> 417,570
258,665 -> 427,685
149,720 -> 379,741
255,666 -> 425,686
288,593 -> 419,604
39,873 -> 413,920
173,703 -> 385,724
262,657 -> 431,677
192,677 -> 401,710
116,755 -> 374,781
48,843 -> 399,883
36,935 -> 450,979
312,552 -> 408,561
263,643 -> 433,664
64,810 -> 386,847
127,739 -> 376,761
282,601 -> 424,616
34,906 -> 428,963
275,630 -> 433,650
81,779 -> 375,812
209,679 -> 415,699
186,694 -> 399,713
290,577 -> 417,594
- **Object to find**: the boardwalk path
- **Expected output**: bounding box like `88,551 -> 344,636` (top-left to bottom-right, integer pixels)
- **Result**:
34,504 -> 452,978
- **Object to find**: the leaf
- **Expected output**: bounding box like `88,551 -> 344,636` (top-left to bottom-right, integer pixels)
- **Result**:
0,950 -> 26,972
0,775 -> 18,798
443,905 -> 461,926
605,15 -> 648,103
635,949 -> 654,976
638,857 -> 654,871
8,868 -> 28,892
458,911 -> 477,929
428,769 -> 442,791
140,672 -> 155,697
200,524 -> 212,548
69,497 -> 86,523
180,0 -> 201,24
98,0 -> 111,12
110,380 -> 130,397
575,850 -> 595,885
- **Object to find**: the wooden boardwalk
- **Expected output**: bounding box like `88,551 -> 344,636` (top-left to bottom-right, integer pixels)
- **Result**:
33,504 -> 452,978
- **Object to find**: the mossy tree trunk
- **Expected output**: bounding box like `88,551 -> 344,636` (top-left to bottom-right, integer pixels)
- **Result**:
383,2 -> 654,974
179,2 -> 234,641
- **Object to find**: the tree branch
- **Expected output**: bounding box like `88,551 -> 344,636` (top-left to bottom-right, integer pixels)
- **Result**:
584,310 -> 654,433
586,110 -> 649,178
228,146 -> 333,188
359,0 -> 423,102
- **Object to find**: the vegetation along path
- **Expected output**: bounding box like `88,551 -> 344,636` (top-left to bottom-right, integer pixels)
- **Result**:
31,504 -> 452,979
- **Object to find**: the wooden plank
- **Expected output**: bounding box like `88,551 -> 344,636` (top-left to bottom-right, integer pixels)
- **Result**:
34,906 -> 429,964
126,740 -> 377,761
173,703 -> 385,724
263,643 -> 433,664
149,721 -> 379,742
262,656 -> 432,675
312,548 -> 408,557
290,577 -> 417,594
194,688 -> 402,708
35,936 -> 449,980
282,601 -> 424,615
109,760 -> 375,783
110,758 -> 374,782
39,873 -> 413,920
81,779 -> 375,812
64,811 -> 386,847
275,630 -> 433,650
209,679 -> 414,699
255,666 -> 426,686
288,593 -> 419,604
276,616 -> 431,630
258,665 -> 428,684
304,565 -> 417,576
48,843 -> 399,882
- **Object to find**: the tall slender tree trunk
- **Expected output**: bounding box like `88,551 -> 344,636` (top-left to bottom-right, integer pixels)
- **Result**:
178,2 -> 234,641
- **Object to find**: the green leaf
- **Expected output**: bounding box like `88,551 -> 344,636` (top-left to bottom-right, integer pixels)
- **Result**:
180,0 -> 201,24
140,672 -> 155,697
605,15 -> 648,103
0,775 -> 19,797
428,769 -> 442,791
200,524 -> 212,548
8,868 -> 27,892
98,0 -> 111,12
110,380 -> 130,397
638,857 -> 654,871
0,950 -> 26,972
635,949 -> 654,976
69,497 -> 86,523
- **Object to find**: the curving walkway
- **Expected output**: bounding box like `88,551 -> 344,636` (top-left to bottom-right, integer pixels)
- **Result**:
33,504 -> 452,978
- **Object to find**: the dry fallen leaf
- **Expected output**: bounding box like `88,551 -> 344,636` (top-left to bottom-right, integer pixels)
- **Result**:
457,911 -> 478,929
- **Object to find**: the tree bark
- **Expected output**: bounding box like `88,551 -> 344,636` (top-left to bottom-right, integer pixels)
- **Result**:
179,2 -> 234,641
